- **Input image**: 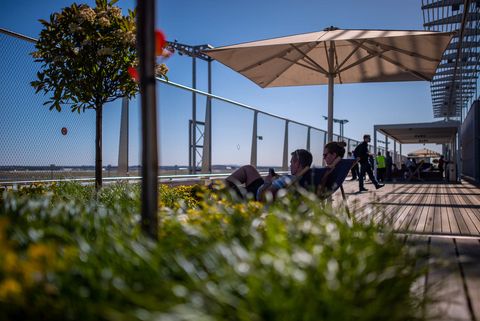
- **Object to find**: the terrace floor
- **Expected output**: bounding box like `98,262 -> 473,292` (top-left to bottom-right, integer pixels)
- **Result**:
338,179 -> 480,321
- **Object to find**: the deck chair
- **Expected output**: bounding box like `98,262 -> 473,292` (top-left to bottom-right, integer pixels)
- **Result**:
406,159 -> 425,181
294,158 -> 359,217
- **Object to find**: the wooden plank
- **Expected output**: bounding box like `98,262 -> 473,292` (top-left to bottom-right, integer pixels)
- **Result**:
433,184 -> 444,234
415,185 -> 436,233
439,185 -> 453,234
447,184 -> 472,235
349,182 -> 412,223
455,238 -> 480,321
395,184 -> 427,232
450,184 -> 480,236
423,184 -> 438,233
405,234 -> 430,317
455,184 -> 480,236
391,184 -> 421,231
425,237 -> 472,320
405,184 -> 431,233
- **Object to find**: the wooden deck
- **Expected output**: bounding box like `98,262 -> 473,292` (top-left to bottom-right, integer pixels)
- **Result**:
336,180 -> 480,320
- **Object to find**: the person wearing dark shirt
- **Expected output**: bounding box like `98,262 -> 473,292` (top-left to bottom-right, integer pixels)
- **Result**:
385,151 -> 393,181
353,134 -> 384,192
438,155 -> 445,179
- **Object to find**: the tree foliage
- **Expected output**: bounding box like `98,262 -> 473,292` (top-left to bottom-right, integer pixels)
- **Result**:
31,0 -> 167,112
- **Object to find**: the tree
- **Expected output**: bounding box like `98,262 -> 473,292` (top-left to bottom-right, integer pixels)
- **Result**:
31,0 -> 168,189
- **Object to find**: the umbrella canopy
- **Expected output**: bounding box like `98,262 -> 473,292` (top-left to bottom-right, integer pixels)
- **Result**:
204,28 -> 454,142
407,148 -> 441,158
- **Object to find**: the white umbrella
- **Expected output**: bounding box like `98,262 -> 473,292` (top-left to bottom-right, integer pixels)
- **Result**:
407,148 -> 441,158
204,27 -> 453,142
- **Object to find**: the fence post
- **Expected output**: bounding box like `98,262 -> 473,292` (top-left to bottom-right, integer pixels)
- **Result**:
250,111 -> 258,167
282,120 -> 289,170
306,126 -> 311,151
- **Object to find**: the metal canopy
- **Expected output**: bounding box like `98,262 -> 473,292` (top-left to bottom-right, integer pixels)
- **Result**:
422,0 -> 480,119
374,120 -> 460,144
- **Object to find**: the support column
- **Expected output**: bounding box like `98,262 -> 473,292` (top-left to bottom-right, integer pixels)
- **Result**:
399,144 -> 402,164
201,60 -> 212,173
282,120 -> 289,170
118,97 -> 129,176
393,141 -> 397,166
250,111 -> 258,167
191,57 -> 197,174
373,129 -> 377,155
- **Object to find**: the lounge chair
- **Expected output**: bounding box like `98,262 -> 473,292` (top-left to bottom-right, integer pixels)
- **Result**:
292,158 -> 359,217
406,159 -> 425,181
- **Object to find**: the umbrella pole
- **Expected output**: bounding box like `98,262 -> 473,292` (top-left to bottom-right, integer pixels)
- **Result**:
327,74 -> 334,142
327,43 -> 335,143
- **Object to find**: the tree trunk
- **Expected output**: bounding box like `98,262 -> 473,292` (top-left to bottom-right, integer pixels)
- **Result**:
95,104 -> 103,190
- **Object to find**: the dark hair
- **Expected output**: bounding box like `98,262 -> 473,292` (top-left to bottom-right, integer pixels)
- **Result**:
363,134 -> 371,140
324,141 -> 346,158
291,149 -> 313,168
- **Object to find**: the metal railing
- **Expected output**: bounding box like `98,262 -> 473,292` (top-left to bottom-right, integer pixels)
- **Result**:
0,27 -> 399,185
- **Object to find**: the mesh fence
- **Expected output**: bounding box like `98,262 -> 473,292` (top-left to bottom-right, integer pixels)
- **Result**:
1,29 -> 383,183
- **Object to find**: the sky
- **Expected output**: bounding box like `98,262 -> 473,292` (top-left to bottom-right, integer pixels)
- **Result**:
0,0 -> 446,168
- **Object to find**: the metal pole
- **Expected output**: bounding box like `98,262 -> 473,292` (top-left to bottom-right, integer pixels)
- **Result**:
282,120 -> 289,170
137,0 -> 158,240
327,43 -> 335,143
399,144 -> 402,164
191,57 -> 197,173
393,141 -> 397,166
201,60 -> 212,173
250,111 -> 258,166
323,131 -> 327,166
306,127 -> 311,151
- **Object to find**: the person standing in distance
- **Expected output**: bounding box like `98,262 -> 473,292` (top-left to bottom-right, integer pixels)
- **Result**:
354,134 -> 384,192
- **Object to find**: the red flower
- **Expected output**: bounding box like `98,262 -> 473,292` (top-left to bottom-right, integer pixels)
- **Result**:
155,29 -> 166,56
128,66 -> 139,82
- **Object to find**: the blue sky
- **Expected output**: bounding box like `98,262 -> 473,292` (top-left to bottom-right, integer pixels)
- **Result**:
1,0 -> 443,167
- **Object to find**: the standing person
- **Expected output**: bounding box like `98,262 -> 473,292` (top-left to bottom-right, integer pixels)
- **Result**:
385,151 -> 393,181
438,155 -> 445,179
348,151 -> 358,180
353,134 -> 384,192
375,151 -> 386,182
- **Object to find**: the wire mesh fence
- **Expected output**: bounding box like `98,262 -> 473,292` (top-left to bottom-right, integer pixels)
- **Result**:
1,28 -> 380,183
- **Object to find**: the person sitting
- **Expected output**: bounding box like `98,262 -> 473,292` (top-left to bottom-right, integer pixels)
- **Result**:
225,142 -> 346,201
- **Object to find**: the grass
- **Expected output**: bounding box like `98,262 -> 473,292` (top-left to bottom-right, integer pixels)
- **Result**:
0,182 -> 427,321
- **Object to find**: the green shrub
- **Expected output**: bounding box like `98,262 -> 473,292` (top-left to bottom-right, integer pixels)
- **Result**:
0,183 -> 425,321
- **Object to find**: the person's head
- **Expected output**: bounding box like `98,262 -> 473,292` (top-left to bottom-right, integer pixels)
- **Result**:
440,155 -> 444,159
387,151 -> 390,156
363,134 -> 371,143
377,151 -> 382,156
348,151 -> 352,157
323,141 -> 346,166
290,149 -> 313,175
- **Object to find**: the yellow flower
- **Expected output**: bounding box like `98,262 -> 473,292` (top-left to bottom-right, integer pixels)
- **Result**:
3,251 -> 18,273
27,243 -> 56,266
0,279 -> 22,300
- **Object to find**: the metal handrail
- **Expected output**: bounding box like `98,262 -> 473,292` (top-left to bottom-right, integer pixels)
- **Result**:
0,171 -> 290,187
157,78 -> 328,133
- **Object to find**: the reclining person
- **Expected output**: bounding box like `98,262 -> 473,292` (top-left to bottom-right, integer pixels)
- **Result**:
226,142 -> 345,201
